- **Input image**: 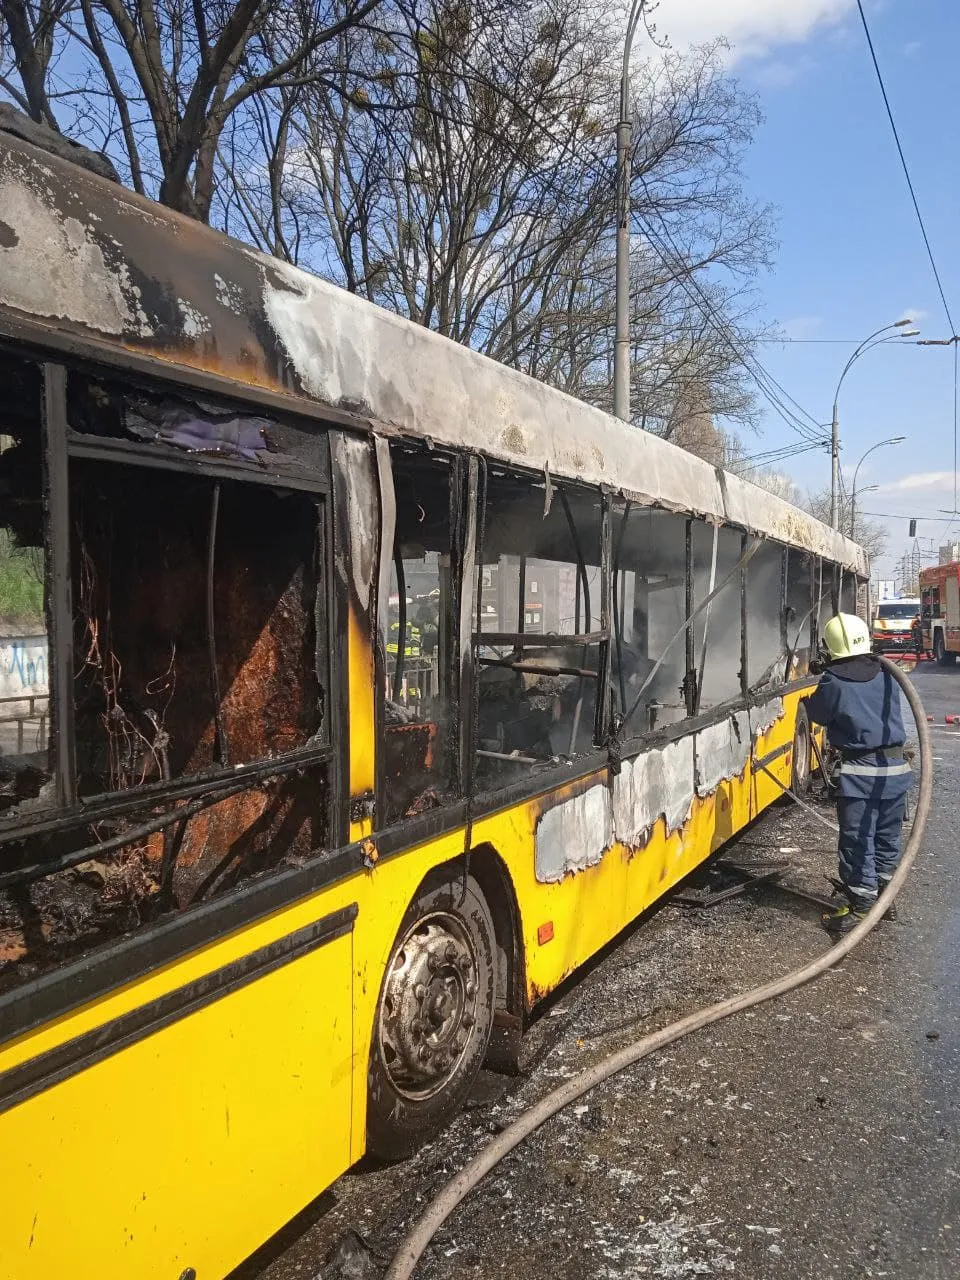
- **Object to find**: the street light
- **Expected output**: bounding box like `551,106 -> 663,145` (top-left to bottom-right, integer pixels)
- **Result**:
848,435 -> 906,540
613,0 -> 650,423
830,320 -> 918,529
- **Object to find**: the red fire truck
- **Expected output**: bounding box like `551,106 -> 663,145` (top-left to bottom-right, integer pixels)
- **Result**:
920,559 -> 960,665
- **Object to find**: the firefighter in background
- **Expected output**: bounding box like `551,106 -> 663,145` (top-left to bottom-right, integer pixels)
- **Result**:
911,611 -> 924,659
805,613 -> 912,936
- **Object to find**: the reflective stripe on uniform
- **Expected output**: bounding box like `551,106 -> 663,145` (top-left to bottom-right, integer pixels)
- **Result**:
838,761 -> 912,777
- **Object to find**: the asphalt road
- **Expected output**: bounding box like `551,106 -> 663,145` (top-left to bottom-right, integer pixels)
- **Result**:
239,660 -> 960,1280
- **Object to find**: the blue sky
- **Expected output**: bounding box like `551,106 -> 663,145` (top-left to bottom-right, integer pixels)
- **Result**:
641,0 -> 960,581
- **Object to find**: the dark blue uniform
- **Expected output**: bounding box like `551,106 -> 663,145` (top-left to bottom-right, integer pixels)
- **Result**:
805,654 -> 911,904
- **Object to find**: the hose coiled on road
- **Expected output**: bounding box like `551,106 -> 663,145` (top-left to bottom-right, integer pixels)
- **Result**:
385,658 -> 932,1279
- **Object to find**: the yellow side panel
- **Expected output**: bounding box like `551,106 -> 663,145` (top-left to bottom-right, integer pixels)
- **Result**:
1,930 -> 354,1280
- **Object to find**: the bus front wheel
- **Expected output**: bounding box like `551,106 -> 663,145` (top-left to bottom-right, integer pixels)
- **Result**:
935,632 -> 956,667
366,873 -> 497,1161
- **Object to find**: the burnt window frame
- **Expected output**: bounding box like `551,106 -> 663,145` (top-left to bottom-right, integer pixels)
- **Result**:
375,443 -> 471,826
467,463 -> 612,778
0,355 -> 338,844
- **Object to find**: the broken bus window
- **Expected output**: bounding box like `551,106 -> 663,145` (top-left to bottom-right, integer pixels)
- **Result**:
474,473 -> 604,784
383,450 -> 457,824
0,354 -> 52,820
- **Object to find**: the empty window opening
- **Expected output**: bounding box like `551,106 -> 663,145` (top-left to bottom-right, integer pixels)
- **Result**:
0,355 -> 52,819
71,462 -> 324,795
785,550 -> 816,676
611,506 -> 688,733
474,474 -> 603,784
692,522 -> 744,711
746,541 -> 788,692
384,452 -> 456,823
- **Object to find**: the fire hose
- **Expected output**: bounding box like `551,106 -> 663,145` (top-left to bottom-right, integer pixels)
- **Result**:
385,657 -> 932,1279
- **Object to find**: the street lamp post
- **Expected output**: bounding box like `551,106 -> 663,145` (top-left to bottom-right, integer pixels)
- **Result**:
849,486 -> 877,542
848,435 -> 906,540
830,320 -> 918,529
613,0 -> 649,424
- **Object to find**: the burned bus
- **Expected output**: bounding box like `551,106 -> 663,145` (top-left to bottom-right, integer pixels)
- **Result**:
0,130 -> 867,1278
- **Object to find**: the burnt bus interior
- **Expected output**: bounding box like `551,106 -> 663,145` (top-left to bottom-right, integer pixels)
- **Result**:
0,347 -> 859,993
0,352 -> 333,987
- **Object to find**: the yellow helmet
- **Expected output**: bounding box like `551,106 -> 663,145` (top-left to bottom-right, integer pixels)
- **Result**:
822,612 -> 871,661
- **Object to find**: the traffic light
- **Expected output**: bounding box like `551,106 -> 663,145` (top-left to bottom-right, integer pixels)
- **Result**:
909,519 -> 917,537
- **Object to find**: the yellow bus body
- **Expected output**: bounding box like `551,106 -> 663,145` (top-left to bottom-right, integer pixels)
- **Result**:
0,687 -> 804,1280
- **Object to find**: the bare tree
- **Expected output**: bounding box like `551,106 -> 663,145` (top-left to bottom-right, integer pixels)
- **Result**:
1,1 -> 776,443
242,18 -> 773,438
0,0 -> 382,220
806,487 -> 887,558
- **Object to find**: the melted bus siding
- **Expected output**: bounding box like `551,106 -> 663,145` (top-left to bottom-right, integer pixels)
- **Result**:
0,131 -> 867,1278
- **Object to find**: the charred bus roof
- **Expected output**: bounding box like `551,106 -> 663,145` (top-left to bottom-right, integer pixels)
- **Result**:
0,131 -> 868,575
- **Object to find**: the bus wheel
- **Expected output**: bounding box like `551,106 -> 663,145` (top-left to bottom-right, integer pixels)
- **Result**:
791,703 -> 811,794
935,632 -> 956,666
367,874 -> 496,1161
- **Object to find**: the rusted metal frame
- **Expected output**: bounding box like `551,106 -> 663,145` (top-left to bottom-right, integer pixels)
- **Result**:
558,485 -> 592,629
693,522 -> 720,716
673,861 -> 788,907
813,556 -> 826,655
612,501 -> 633,715
0,312 -> 368,438
477,657 -> 599,679
314,488 -> 332,750
65,432 -> 327,494
471,629 -> 606,647
373,436 -> 397,830
392,548 -> 407,702
206,481 -> 229,766
594,492 -> 614,749
684,519 -> 696,716
515,555 -> 527,652
811,556 -> 820,654
325,444 -> 349,847
42,363 -> 76,807
0,780 -> 253,892
459,455 -> 488,903
453,455 -> 478,795
159,816 -> 189,900
476,749 -> 542,766
781,547 -> 790,653
740,531 -> 749,698
0,744 -> 333,847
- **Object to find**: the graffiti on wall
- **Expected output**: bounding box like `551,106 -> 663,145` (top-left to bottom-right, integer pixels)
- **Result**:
0,635 -> 49,701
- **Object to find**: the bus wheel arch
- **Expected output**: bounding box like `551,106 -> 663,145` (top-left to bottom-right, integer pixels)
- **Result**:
465,843 -> 526,1073
791,702 -> 812,794
365,865 -> 499,1161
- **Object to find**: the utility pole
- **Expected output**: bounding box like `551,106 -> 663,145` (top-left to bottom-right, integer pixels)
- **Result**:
613,1 -> 648,424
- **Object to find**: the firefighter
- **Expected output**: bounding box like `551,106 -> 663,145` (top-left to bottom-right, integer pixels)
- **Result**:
805,613 -> 912,936
911,611 -> 924,659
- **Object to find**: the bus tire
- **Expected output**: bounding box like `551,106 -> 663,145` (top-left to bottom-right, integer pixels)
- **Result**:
366,873 -> 497,1161
791,702 -> 811,794
935,632 -> 956,667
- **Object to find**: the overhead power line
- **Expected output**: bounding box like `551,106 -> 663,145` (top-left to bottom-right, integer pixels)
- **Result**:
856,0 -> 956,334
856,0 -> 959,531
632,184 -> 829,447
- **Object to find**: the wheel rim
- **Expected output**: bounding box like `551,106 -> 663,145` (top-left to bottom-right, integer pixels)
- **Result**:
378,910 -> 480,1101
793,718 -> 810,790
